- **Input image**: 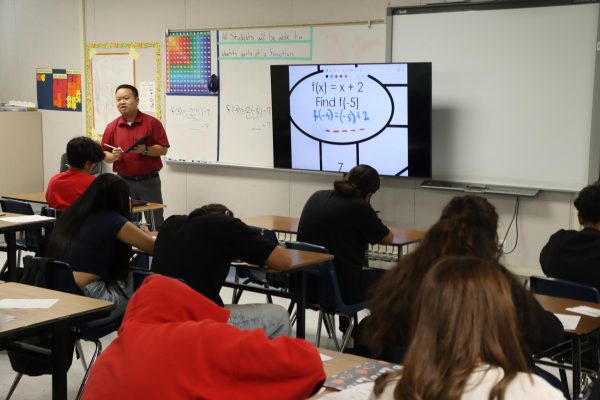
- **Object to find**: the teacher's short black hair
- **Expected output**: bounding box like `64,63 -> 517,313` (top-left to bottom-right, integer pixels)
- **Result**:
115,84 -> 138,98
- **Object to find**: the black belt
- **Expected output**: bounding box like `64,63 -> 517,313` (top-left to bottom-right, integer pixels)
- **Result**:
119,172 -> 159,182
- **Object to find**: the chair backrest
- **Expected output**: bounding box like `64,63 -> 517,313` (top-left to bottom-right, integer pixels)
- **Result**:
44,259 -> 84,296
0,199 -> 42,250
285,241 -> 347,312
530,275 -> 600,303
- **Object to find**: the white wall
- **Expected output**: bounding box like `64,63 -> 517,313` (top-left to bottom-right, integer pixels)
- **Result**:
0,0 -> 578,275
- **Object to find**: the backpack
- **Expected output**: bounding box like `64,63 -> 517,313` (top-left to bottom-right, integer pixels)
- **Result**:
7,256 -> 76,376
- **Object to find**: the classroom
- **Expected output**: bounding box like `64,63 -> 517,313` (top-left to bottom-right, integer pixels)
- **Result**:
1,0 -> 599,398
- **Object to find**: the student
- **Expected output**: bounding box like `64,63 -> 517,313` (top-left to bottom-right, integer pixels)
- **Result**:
45,173 -> 155,325
363,195 -> 563,366
358,256 -> 563,400
45,136 -> 104,211
151,204 -> 293,338
540,182 -> 600,291
297,164 -> 392,333
82,274 -> 325,400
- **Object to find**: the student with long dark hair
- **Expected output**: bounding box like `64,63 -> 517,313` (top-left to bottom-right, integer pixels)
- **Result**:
363,195 -> 563,366
46,173 -> 155,324
365,256 -> 564,399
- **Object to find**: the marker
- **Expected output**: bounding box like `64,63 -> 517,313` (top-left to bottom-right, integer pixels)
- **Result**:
104,143 -> 116,150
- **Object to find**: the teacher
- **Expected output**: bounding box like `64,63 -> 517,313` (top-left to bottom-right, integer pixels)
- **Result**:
102,84 -> 170,228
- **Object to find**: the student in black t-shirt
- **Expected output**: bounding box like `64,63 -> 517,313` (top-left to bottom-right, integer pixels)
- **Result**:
297,164 -> 393,332
151,204 -> 293,338
540,182 -> 600,291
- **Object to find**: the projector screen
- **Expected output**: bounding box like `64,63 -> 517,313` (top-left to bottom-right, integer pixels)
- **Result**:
389,1 -> 600,191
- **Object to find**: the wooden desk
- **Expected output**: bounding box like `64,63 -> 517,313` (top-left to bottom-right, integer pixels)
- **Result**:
0,282 -> 114,400
0,213 -> 55,281
535,294 -> 600,399
311,349 -> 375,399
224,248 -> 334,339
2,192 -> 167,230
242,215 -> 425,247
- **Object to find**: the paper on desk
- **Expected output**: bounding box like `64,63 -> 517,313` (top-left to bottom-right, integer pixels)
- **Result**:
0,215 -> 54,223
320,353 -> 333,362
0,312 -> 16,323
554,313 -> 581,330
322,382 -> 374,399
0,299 -> 58,308
566,306 -> 600,318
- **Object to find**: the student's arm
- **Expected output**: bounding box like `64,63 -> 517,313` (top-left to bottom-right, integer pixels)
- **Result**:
379,229 -> 394,245
265,246 -> 292,271
117,221 -> 155,255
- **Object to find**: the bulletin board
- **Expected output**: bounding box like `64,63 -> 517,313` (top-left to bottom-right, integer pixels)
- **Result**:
85,42 -> 161,140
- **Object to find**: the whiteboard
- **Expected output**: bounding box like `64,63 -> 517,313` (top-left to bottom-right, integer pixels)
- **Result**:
390,2 -> 600,191
165,22 -> 386,167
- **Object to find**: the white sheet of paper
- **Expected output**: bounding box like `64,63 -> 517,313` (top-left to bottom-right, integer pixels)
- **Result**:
320,353 -> 333,362
0,312 -> 16,323
554,313 -> 581,330
566,306 -> 600,318
322,382 -> 374,399
0,215 -> 54,223
0,299 -> 59,309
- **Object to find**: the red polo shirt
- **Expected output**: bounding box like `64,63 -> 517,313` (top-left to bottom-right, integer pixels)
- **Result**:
101,111 -> 170,177
45,169 -> 95,211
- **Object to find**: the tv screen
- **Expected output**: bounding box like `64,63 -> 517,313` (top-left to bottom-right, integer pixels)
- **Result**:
271,62 -> 432,177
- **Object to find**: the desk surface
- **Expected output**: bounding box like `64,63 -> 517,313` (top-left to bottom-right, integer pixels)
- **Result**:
0,212 -> 55,231
2,192 -> 166,213
243,215 -> 425,246
0,282 -> 113,339
535,293 -> 600,335
312,349 -> 373,399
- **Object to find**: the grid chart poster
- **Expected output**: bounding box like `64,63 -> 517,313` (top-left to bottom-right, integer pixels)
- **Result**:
36,68 -> 82,111
166,31 -> 212,95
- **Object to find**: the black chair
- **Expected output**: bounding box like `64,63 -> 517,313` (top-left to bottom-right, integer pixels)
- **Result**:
0,199 -> 44,277
285,241 -> 367,352
530,275 -> 600,395
5,257 -> 121,400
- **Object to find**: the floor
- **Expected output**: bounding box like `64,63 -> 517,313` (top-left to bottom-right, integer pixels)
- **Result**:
0,252 -> 571,399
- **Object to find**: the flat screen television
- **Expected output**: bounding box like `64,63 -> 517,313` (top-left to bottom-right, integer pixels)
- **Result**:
271,62 -> 432,177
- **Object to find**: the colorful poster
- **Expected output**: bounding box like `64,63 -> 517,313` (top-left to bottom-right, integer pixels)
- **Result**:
166,31 -> 212,95
36,68 -> 82,111
138,81 -> 156,112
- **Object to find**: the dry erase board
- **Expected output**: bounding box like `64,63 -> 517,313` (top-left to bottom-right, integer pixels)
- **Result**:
164,22 -> 386,167
389,1 -> 600,191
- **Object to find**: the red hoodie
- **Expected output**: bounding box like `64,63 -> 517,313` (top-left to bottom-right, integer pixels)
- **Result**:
82,275 -> 325,400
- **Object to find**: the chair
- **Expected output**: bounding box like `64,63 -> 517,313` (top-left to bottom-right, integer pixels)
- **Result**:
5,257 -> 121,400
0,199 -> 43,277
285,241 -> 367,352
60,152 -> 102,175
529,275 -> 600,394
530,276 -> 600,302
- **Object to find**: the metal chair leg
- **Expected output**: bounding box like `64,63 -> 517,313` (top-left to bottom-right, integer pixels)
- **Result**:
6,373 -> 23,400
340,316 -> 355,353
325,314 -> 340,351
316,311 -> 324,348
76,339 -> 103,400
76,340 -> 87,369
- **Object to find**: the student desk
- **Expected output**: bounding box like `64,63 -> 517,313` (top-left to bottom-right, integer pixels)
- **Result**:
0,213 -> 55,281
312,349 -> 377,399
534,294 -> 600,399
0,282 -> 114,400
2,192 -> 166,230
243,215 -> 425,269
223,248 -> 333,340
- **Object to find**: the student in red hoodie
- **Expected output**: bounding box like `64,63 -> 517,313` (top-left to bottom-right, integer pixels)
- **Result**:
45,136 -> 104,211
82,274 -> 326,400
